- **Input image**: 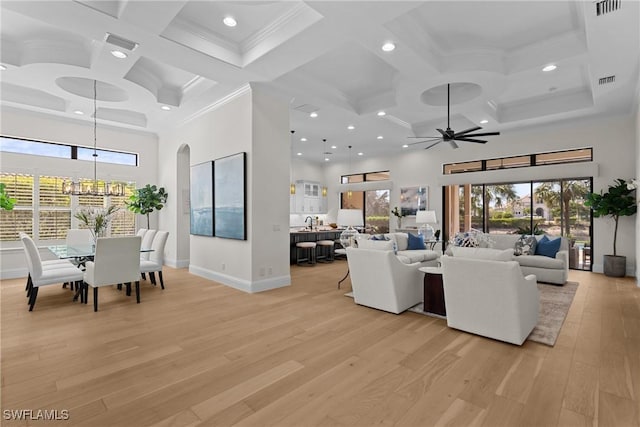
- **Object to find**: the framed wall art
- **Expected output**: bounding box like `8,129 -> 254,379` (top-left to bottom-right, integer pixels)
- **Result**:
400,186 -> 428,216
190,161 -> 214,236
214,152 -> 247,240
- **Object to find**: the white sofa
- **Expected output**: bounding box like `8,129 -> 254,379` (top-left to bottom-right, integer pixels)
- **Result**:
357,232 -> 440,267
441,255 -> 539,345
346,247 -> 423,314
488,234 -> 568,285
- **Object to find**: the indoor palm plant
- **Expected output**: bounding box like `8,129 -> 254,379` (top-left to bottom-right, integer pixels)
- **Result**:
0,183 -> 16,211
584,178 -> 637,276
125,184 -> 168,229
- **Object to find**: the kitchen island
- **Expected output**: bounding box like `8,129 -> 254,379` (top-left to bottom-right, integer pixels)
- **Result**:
289,230 -> 343,264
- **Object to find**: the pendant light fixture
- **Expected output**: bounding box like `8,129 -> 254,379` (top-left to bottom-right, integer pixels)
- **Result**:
321,138 -> 328,197
347,145 -> 353,198
62,80 -> 125,196
290,130 -> 296,195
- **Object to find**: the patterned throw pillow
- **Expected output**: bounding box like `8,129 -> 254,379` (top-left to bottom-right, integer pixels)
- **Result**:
514,235 -> 537,256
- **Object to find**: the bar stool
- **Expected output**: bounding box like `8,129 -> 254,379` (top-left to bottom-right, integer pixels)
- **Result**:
296,242 -> 317,266
316,240 -> 335,263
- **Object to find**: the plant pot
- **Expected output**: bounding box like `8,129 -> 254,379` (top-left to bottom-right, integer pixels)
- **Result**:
603,255 -> 626,277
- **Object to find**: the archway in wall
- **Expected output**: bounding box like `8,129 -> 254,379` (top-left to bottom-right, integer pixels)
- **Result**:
176,144 -> 190,266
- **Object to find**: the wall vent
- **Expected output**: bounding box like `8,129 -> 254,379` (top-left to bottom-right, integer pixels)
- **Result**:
104,33 -> 139,51
598,75 -> 616,85
595,0 -> 621,16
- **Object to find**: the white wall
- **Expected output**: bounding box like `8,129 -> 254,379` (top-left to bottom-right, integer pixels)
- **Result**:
157,84 -> 291,293
0,107 -> 158,279
323,114 -> 637,275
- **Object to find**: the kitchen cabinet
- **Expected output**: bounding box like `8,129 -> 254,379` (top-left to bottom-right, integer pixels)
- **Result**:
291,180 -> 327,213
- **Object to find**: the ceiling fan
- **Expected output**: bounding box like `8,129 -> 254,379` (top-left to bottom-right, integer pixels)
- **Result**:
408,83 -> 500,150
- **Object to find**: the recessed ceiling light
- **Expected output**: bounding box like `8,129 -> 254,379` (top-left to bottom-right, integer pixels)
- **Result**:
347,125 -> 355,130
310,112 -> 318,118
542,64 -> 557,72
296,152 -> 302,156
161,105 -> 171,111
377,135 -> 383,140
381,42 -> 395,52
300,137 -> 307,142
223,16 -> 237,27
325,158 -> 330,162
402,144 -> 409,148
73,110 -> 84,115
110,50 -> 128,59
480,119 -> 488,124
357,152 -> 363,156
377,111 -> 386,116
331,145 -> 337,149
0,65 -> 6,71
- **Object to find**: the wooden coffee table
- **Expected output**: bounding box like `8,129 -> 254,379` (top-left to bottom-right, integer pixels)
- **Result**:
419,266 -> 446,317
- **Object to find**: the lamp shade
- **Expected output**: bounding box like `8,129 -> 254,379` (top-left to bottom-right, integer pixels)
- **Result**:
416,210 -> 437,225
337,209 -> 364,227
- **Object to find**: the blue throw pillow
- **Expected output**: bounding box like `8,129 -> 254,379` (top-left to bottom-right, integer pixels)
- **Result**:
371,234 -> 388,241
407,233 -> 426,250
535,235 -> 561,258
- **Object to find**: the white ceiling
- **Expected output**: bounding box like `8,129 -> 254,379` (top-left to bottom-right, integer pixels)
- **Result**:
1,0 -> 638,163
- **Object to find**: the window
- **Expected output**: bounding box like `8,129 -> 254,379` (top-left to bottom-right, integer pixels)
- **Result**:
0,173 -> 34,241
341,170 -> 390,184
0,172 -> 136,242
340,170 -> 391,233
1,136 -> 138,166
39,176 -> 71,240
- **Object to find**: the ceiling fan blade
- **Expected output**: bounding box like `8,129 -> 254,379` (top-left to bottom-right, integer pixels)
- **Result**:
454,126 -> 482,136
448,140 -> 459,149
457,131 -> 500,138
454,137 -> 487,143
424,140 -> 443,150
407,136 -> 441,139
436,128 -> 447,136
407,138 -> 441,146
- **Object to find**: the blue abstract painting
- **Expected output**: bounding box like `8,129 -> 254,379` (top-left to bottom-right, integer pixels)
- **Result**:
190,161 -> 214,236
214,152 -> 246,240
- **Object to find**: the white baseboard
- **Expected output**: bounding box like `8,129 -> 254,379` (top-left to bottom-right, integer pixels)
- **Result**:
188,265 -> 290,293
1,268 -> 28,280
165,258 -> 190,269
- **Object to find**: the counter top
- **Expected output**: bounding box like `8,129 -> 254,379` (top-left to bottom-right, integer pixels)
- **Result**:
290,229 -> 342,234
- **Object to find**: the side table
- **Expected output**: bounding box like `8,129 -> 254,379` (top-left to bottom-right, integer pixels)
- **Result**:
418,266 -> 446,317
335,248 -> 349,288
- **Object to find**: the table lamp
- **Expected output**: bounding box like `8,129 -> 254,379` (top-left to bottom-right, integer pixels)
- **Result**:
416,210 -> 437,240
337,209 -> 363,248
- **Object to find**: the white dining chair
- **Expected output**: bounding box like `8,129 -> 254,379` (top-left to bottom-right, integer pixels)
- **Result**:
19,232 -> 76,296
21,234 -> 84,311
83,236 -> 142,312
140,231 -> 169,289
66,228 -> 93,246
139,229 -> 157,280
136,228 -> 147,238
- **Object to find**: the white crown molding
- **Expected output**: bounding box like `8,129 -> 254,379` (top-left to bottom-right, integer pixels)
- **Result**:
241,2 -> 307,54
179,84 -> 251,127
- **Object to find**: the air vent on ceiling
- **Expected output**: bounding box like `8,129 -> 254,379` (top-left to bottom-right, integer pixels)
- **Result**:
104,33 -> 139,51
598,75 -> 616,85
595,0 -> 621,16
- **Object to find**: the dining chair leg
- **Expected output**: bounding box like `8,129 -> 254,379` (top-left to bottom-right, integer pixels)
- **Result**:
135,281 -> 140,303
158,271 -> 164,290
150,272 -> 157,286
93,287 -> 98,312
141,272 -> 146,281
25,274 -> 31,292
26,275 -> 32,298
28,287 -> 39,311
117,283 -> 122,291
125,283 -> 132,296
84,283 -> 89,305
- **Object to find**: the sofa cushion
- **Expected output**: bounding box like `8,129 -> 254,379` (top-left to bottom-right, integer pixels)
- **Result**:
407,233 -> 426,250
488,234 -> 520,250
371,234 -> 389,241
535,235 -> 562,258
514,235 -> 537,256
451,246 -> 514,261
357,239 -> 394,251
396,250 -> 439,263
384,233 -> 409,251
517,255 -> 565,269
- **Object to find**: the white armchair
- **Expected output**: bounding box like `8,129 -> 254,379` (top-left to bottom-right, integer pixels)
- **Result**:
346,247 -> 423,314
441,255 -> 539,345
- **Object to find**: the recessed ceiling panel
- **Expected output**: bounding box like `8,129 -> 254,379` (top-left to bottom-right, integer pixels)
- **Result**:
1,82 -> 66,112
56,77 -> 128,102
97,107 -> 147,127
295,42 -> 398,105
409,1 -> 577,53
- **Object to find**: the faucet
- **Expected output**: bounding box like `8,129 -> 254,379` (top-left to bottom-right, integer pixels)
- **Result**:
305,216 -> 313,230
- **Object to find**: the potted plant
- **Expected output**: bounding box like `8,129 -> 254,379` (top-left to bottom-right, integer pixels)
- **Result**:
391,206 -> 405,229
125,184 -> 168,229
584,178 -> 637,277
74,205 -> 119,243
0,183 -> 16,211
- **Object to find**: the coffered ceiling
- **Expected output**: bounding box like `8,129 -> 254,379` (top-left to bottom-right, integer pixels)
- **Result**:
1,1 -> 638,162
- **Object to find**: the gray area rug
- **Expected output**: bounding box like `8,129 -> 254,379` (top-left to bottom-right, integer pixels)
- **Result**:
345,281 -> 578,347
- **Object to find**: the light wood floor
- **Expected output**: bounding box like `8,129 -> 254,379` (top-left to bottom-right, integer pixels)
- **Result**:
1,261 -> 639,427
